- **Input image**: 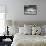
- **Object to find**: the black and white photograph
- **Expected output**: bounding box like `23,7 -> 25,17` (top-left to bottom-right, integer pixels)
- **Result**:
0,0 -> 46,46
24,5 -> 37,15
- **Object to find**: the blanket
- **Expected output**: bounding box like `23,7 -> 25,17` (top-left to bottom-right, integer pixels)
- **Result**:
11,33 -> 46,46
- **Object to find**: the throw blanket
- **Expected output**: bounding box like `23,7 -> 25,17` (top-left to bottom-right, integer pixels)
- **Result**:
11,33 -> 46,46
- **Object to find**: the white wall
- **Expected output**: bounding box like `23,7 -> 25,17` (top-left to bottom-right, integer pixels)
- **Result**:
0,0 -> 46,22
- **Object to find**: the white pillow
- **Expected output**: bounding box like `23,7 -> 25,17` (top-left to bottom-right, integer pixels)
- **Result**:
19,27 -> 25,34
42,25 -> 46,33
24,27 -> 32,35
32,26 -> 41,35
19,27 -> 32,35
8,26 -> 19,36
24,24 -> 32,29
24,24 -> 32,35
41,25 -> 45,35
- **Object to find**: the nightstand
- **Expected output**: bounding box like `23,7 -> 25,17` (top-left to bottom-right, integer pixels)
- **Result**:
0,36 -> 13,46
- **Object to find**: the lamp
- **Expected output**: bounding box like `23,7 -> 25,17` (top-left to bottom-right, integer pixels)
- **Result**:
5,20 -> 12,36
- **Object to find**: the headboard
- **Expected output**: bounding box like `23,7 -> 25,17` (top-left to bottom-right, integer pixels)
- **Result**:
14,21 -> 46,27
6,20 -> 46,27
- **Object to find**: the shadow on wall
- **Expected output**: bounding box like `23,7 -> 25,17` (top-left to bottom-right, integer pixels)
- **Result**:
5,20 -> 46,27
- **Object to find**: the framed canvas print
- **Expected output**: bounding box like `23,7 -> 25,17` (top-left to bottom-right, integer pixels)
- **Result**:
24,5 -> 37,15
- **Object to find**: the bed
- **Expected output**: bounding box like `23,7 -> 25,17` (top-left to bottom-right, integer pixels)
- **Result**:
11,22 -> 46,46
11,33 -> 46,46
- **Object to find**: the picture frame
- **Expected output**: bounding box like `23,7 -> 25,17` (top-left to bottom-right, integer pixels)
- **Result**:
24,5 -> 37,15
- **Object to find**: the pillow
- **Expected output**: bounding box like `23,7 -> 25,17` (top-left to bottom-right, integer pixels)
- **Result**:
42,25 -> 46,33
24,24 -> 32,29
40,25 -> 45,35
24,24 -> 32,35
42,25 -> 46,35
32,26 -> 41,35
19,27 -> 25,34
8,26 -> 19,36
24,27 -> 32,35
19,27 -> 32,35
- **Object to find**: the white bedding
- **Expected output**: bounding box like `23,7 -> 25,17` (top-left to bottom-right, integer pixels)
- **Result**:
11,33 -> 46,46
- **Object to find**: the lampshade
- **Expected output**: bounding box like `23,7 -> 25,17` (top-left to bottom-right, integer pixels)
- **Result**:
6,20 -> 12,26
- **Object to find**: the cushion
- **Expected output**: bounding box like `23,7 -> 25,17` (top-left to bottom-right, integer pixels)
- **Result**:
24,27 -> 32,35
8,26 -> 19,36
24,24 -> 32,34
19,27 -> 25,34
32,26 -> 41,35
42,25 -> 46,35
42,25 -> 46,33
19,27 -> 32,35
24,24 -> 32,29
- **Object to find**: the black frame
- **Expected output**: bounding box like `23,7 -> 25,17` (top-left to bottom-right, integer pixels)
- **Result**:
24,5 -> 37,15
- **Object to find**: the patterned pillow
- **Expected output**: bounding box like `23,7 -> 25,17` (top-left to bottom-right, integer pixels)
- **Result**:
32,26 -> 41,35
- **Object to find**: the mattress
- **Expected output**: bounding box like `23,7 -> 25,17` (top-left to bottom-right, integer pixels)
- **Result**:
11,33 -> 46,46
